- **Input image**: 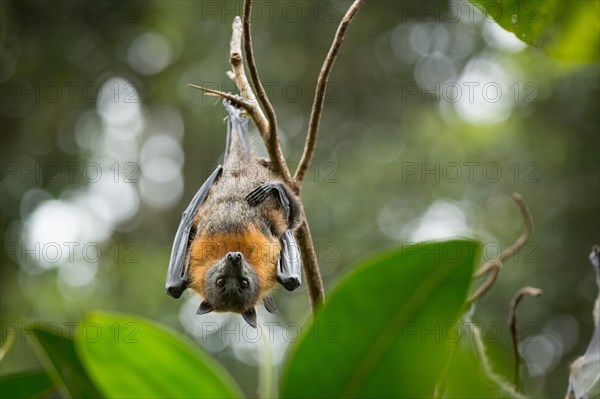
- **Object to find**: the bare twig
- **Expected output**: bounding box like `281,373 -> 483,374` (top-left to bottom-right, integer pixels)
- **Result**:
188,84 -> 253,111
468,260 -> 502,303
475,192 -> 533,278
295,220 -> 325,309
468,192 -> 533,304
294,0 -> 366,185
241,0 -> 292,183
227,16 -> 269,137
508,286 -> 543,391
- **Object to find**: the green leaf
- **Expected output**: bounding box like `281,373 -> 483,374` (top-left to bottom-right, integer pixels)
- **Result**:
281,240 -> 480,398
29,324 -> 102,398
471,0 -> 599,62
0,370 -> 57,399
75,312 -> 244,399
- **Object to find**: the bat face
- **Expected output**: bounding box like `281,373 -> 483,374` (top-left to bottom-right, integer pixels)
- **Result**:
203,252 -> 260,312
188,225 -> 281,313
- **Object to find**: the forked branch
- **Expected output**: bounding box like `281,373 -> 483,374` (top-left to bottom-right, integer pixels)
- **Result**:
192,0 -> 365,313
294,0 -> 366,185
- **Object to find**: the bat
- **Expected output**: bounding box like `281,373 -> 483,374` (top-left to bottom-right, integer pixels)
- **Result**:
165,99 -> 302,328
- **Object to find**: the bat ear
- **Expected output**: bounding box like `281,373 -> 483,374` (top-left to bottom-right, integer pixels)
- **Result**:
263,295 -> 277,313
242,308 -> 257,328
196,300 -> 214,315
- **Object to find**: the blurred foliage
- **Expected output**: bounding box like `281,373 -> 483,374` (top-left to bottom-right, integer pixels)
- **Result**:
28,325 -> 101,398
1,0 -> 599,398
472,0 -> 600,62
0,370 -> 56,398
76,312 -> 243,398
3,241 -> 498,398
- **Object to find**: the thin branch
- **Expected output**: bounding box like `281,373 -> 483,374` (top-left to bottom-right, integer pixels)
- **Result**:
295,220 -> 325,310
241,0 -> 292,183
294,0 -> 366,185
467,193 -> 533,305
468,192 -> 533,303
188,84 -> 253,111
508,286 -> 543,391
475,192 -> 533,278
468,260 -> 501,303
227,16 -> 269,137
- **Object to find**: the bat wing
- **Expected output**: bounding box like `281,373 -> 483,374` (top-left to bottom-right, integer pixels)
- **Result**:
247,182 -> 302,291
166,165 -> 223,298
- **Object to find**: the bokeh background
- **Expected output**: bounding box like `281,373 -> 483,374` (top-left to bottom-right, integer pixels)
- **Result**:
1,0 -> 598,397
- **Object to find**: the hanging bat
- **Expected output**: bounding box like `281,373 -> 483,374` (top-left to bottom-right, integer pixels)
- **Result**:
165,99 -> 302,328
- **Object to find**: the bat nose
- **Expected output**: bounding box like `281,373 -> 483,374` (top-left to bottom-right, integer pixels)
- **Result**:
227,252 -> 242,264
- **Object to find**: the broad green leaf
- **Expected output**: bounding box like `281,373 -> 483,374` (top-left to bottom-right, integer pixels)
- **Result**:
281,240 -> 480,398
29,325 -> 101,398
471,0 -> 599,62
75,312 -> 243,399
0,370 -> 57,399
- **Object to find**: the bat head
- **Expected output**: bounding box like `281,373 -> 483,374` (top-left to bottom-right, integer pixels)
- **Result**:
202,251 -> 260,313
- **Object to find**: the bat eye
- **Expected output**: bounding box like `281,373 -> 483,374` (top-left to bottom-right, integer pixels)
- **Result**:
216,278 -> 225,287
240,279 -> 249,289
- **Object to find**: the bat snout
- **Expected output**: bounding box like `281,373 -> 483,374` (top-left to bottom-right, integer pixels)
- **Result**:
227,251 -> 242,264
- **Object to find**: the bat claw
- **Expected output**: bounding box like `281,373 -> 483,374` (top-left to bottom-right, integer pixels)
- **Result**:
242,308 -> 257,328
263,295 -> 277,313
246,183 -> 272,206
196,300 -> 214,315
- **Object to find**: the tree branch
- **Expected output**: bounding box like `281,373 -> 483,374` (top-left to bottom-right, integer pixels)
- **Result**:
475,192 -> 533,278
188,84 -> 253,112
468,192 -> 533,304
508,286 -> 543,391
226,16 -> 269,138
294,0 -> 366,185
468,260 -> 501,303
241,0 -> 292,183
295,220 -> 325,310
